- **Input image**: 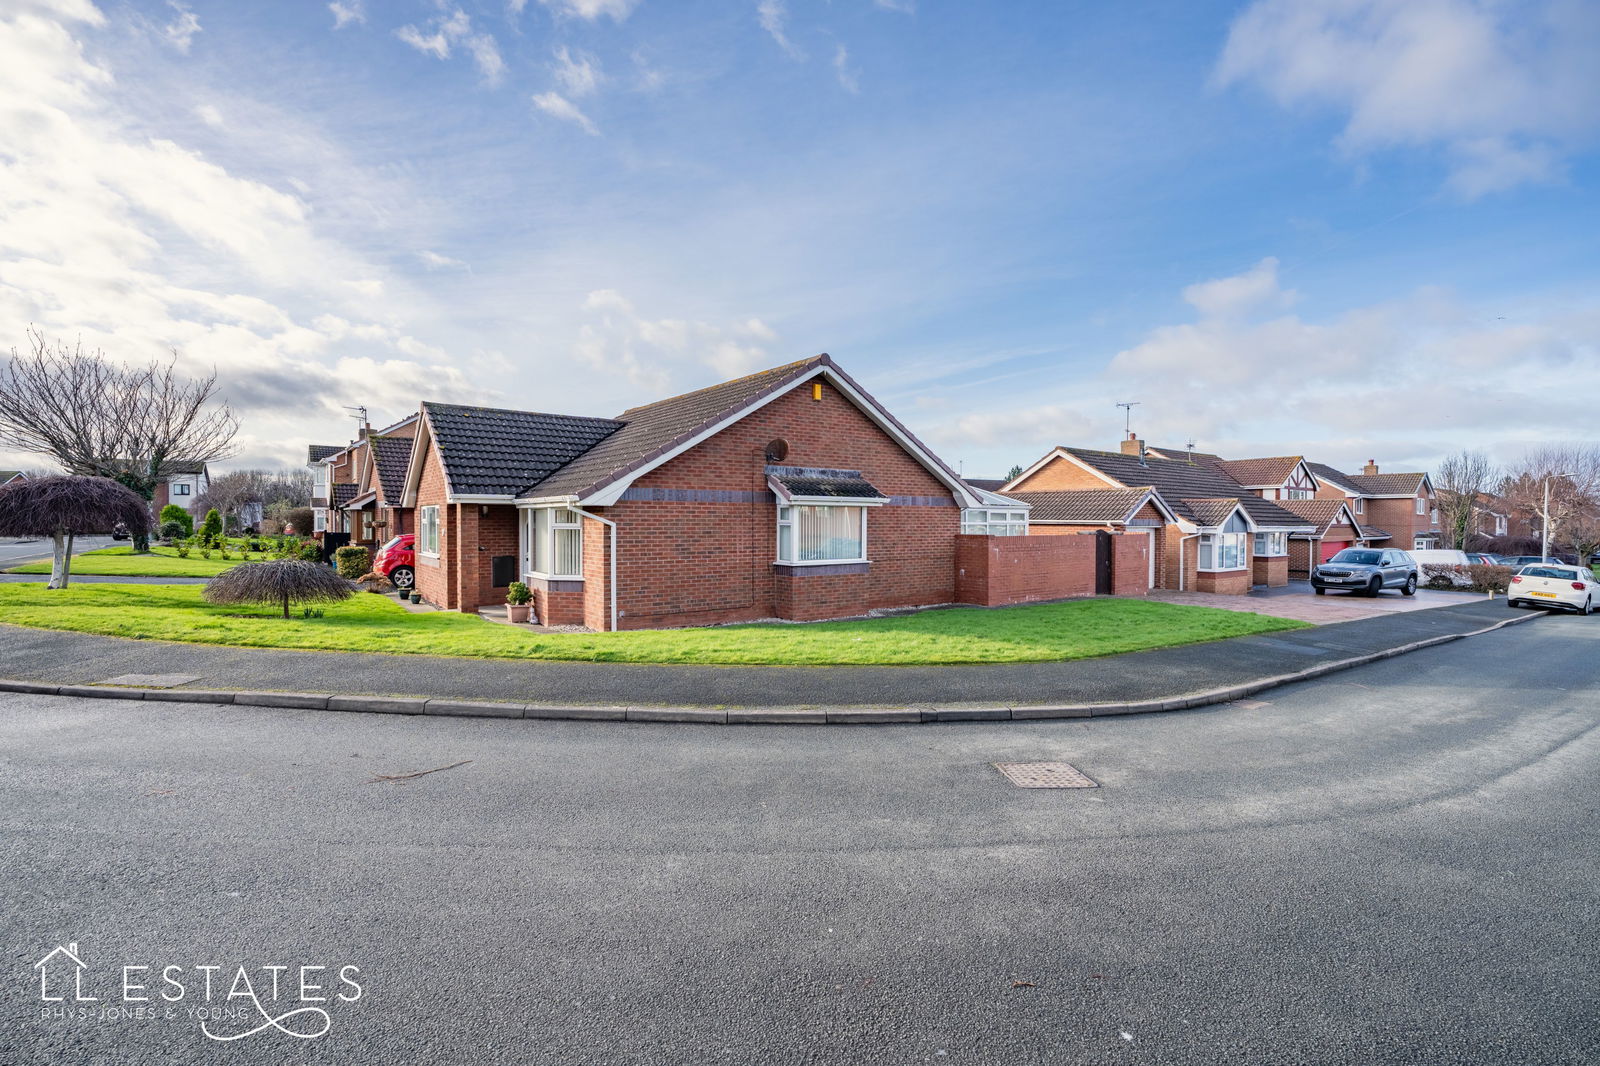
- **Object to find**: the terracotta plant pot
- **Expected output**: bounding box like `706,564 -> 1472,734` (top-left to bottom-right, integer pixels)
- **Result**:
507,604 -> 531,623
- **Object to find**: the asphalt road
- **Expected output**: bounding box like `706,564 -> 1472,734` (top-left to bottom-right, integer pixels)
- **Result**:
1,614 -> 1596,1065
0,535 -> 118,569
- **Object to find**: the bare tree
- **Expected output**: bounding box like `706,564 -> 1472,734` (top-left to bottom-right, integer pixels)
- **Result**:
0,475 -> 150,588
1433,450 -> 1499,550
1501,444 -> 1600,559
1566,512 -> 1600,572
0,329 -> 238,551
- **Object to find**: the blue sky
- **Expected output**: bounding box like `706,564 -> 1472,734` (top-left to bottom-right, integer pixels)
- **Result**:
1,0 -> 1597,477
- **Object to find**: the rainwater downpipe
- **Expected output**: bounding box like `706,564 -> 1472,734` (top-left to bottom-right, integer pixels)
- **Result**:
1178,532 -> 1201,592
573,507 -> 618,632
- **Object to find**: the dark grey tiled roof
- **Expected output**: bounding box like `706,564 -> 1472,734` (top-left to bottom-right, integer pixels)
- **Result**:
330,483 -> 357,508
1005,488 -> 1153,523
1360,526 -> 1392,540
1144,444 -> 1224,464
963,478 -> 1008,492
528,356 -> 827,500
370,436 -> 415,506
1305,462 -> 1362,494
1062,448 -> 1313,529
771,473 -> 887,501
308,444 -> 343,463
424,403 -> 624,498
1184,497 -> 1248,527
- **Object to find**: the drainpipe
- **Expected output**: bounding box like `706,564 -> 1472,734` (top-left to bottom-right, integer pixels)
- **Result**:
573,507 -> 618,633
1178,532 -> 1200,592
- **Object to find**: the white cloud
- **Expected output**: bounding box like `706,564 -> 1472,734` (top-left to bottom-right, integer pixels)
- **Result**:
1182,256 -> 1296,319
0,1 -> 483,469
395,7 -> 503,85
1216,0 -> 1600,197
193,102 -> 224,128
758,0 -> 803,60
553,46 -> 602,97
575,289 -> 779,389
539,0 -> 641,21
328,1 -> 365,29
532,91 -> 598,135
162,1 -> 200,53
417,250 -> 467,270
875,0 -> 915,11
832,44 -> 859,94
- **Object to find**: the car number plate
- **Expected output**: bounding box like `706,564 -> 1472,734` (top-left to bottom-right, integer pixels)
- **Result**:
1531,591 -> 1557,598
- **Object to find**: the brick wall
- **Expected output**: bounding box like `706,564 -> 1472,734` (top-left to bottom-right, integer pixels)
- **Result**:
1289,537 -> 1316,578
1195,568 -> 1252,595
412,434 -> 453,609
1111,533 -> 1151,596
1251,553 -> 1289,587
1009,455 -> 1113,491
954,534 -> 1095,606
601,379 -> 962,629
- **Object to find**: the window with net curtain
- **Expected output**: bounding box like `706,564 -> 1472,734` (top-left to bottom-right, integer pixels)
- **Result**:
525,507 -> 583,578
776,504 -> 866,563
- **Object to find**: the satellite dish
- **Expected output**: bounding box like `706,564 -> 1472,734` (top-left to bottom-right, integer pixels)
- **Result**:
764,438 -> 790,463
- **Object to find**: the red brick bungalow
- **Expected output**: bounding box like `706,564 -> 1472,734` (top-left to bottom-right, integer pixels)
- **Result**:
398,355 -> 989,629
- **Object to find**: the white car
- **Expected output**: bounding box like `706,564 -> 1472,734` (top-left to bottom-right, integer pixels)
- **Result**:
1507,564 -> 1599,614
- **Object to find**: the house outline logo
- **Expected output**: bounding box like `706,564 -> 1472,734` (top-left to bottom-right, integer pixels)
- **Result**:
34,942 -> 96,1002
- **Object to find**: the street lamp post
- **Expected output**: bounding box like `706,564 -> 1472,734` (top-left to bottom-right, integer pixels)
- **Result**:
1541,472 -> 1576,563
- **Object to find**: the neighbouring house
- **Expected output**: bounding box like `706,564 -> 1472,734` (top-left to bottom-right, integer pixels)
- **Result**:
1274,498 -> 1369,578
1308,460 -> 1441,550
308,443 -> 356,540
400,355 -> 1011,628
1002,435 -> 1317,593
115,461 -> 209,513
307,414 -> 418,549
0,470 -> 26,486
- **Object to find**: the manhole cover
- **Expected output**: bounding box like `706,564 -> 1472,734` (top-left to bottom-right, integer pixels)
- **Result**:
993,762 -> 1098,789
101,674 -> 202,689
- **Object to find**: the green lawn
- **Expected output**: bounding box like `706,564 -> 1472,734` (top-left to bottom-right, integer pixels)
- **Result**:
6,546 -> 241,577
0,584 -> 1309,666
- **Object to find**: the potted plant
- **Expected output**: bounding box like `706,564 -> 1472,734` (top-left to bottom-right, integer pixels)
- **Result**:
506,581 -> 533,623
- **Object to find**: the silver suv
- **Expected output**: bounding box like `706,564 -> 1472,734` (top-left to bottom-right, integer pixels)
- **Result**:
1311,548 -> 1419,597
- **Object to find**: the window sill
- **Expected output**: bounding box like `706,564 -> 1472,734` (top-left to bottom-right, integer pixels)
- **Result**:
1196,566 -> 1248,573
773,562 -> 870,577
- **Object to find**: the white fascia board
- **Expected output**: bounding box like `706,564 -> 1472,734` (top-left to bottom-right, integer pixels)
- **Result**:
581,364 -> 980,509
447,494 -> 516,505
516,495 -> 580,509
398,413 -> 433,508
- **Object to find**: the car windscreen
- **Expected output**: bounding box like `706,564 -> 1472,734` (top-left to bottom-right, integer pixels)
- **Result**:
1521,566 -> 1576,580
1328,551 -> 1382,565
378,536 -> 405,552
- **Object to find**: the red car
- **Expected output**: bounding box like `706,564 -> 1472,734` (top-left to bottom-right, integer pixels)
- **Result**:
373,534 -> 415,590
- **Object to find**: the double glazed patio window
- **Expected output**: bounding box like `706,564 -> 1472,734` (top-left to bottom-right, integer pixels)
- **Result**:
523,508 -> 583,579
776,504 -> 867,564
1253,531 -> 1287,556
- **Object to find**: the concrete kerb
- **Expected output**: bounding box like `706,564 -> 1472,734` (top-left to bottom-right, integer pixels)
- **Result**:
0,611 -> 1542,725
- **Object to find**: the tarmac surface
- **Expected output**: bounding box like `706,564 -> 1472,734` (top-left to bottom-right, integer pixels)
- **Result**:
2,610 -> 1595,1064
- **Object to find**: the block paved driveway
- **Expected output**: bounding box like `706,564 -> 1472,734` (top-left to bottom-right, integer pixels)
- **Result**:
1149,581 -> 1485,624
1,611 -> 1596,1065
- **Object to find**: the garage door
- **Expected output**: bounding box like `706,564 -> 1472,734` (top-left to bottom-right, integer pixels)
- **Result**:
1320,541 -> 1348,562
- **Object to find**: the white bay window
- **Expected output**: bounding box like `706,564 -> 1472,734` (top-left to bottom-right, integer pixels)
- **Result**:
776,504 -> 867,564
522,507 -> 583,580
1198,532 -> 1247,571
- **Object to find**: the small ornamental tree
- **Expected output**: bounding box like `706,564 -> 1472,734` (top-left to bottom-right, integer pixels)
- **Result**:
0,475 -> 150,588
158,503 -> 193,538
199,507 -> 223,545
202,560 -> 355,619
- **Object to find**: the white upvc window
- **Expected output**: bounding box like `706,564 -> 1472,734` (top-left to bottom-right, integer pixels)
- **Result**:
1283,488 -> 1312,500
776,504 -> 867,564
1495,515 -> 1507,535
1354,498 -> 1365,514
312,508 -> 327,533
1253,531 -> 1287,556
418,506 -> 441,556
1197,532 -> 1247,571
961,508 -> 1028,536
1416,497 -> 1427,515
313,466 -> 329,497
521,507 -> 583,579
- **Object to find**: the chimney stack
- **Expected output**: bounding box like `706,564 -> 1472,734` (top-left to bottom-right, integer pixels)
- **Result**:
1120,431 -> 1145,457
1363,459 -> 1379,475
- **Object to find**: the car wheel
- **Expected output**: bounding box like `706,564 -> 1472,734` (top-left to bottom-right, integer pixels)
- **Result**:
1585,597 -> 1594,616
1366,576 -> 1382,597
1401,576 -> 1417,596
389,566 -> 415,590
1313,587 -> 1326,596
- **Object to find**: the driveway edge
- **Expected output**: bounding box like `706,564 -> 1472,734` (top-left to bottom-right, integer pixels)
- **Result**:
0,611 -> 1542,724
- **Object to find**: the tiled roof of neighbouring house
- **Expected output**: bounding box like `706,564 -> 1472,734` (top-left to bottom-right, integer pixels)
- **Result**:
1304,462 -> 1364,494
1004,487 -> 1155,523
330,482 -> 358,508
963,477 -> 1008,492
1212,456 -> 1305,487
1183,497 -> 1251,528
1361,526 -> 1392,540
1061,448 -> 1314,529
1343,472 -> 1428,496
308,444 -> 343,463
370,436 -> 416,505
527,355 -> 830,500
1275,498 -> 1357,536
423,403 -> 625,498
1144,444 -> 1224,464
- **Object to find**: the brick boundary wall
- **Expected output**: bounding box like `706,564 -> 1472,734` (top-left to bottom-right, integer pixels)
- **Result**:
955,534 -> 1096,607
